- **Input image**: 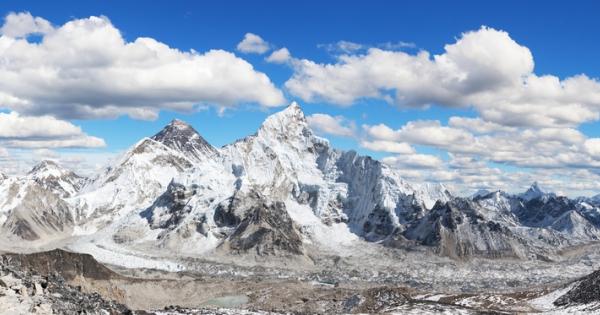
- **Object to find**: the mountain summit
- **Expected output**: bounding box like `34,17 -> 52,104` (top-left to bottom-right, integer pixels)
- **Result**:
520,181 -> 554,201
151,119 -> 218,162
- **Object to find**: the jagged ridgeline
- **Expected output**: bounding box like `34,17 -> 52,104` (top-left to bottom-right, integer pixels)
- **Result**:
0,103 -> 600,260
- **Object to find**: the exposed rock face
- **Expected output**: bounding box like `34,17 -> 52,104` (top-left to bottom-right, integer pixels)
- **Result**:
0,161 -> 80,241
555,269 -> 600,306
0,250 -> 130,314
142,181 -> 196,230
3,183 -> 74,240
222,191 -> 304,256
4,249 -> 119,282
516,196 -> 576,227
354,287 -> 409,313
27,160 -> 86,198
404,198 -> 526,258
152,119 -> 219,162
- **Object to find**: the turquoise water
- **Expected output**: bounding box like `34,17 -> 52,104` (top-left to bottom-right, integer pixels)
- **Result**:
202,294 -> 249,308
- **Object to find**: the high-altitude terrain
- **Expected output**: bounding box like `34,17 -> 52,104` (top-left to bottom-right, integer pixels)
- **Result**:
1,103 -> 600,313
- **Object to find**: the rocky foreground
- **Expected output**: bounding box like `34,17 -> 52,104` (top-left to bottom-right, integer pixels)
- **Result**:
0,252 -> 129,314
1,249 -> 600,314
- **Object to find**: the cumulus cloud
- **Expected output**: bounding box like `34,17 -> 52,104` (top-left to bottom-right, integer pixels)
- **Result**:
266,47 -> 291,64
285,26 -> 600,129
318,40 -> 364,54
236,32 -> 270,54
363,120 -> 482,154
584,138 -> 600,159
318,40 -> 416,54
306,113 -> 355,137
358,115 -> 600,195
0,13 -> 285,120
0,112 -> 105,148
448,117 -> 515,134
382,153 -> 444,169
0,11 -> 53,38
360,140 -> 415,154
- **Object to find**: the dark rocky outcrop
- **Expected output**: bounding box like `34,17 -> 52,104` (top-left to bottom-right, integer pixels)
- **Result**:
152,119 -> 219,162
222,192 -> 304,256
555,269 -> 600,306
0,249 -> 130,314
3,249 -> 120,281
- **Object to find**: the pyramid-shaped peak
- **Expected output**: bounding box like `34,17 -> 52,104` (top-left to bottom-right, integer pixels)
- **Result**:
520,181 -> 553,201
526,182 -> 545,195
153,119 -> 200,142
28,160 -> 74,178
531,181 -> 542,190
151,119 -> 218,161
29,160 -> 60,173
280,101 -> 304,117
168,118 -> 193,129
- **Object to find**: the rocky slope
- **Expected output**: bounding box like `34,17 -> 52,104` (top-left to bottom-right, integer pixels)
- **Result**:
0,161 -> 82,242
0,249 -> 131,314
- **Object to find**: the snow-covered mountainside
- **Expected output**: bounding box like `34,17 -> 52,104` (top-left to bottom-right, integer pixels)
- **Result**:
2,103 -> 600,263
0,161 -> 83,242
69,103 -> 454,258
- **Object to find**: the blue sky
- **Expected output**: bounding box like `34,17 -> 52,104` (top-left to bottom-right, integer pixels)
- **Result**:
0,1 -> 600,196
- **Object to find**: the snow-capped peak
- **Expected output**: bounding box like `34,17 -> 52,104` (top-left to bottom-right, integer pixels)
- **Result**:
520,182 -> 554,201
472,189 -> 491,199
415,182 -> 453,209
27,160 -> 72,179
259,102 -> 307,131
24,160 -> 84,198
151,119 -> 218,162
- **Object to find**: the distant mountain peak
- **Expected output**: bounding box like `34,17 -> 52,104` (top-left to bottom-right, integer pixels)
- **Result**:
472,189 -> 491,199
520,181 -> 554,201
151,119 -> 218,161
168,118 -> 192,129
28,160 -> 70,178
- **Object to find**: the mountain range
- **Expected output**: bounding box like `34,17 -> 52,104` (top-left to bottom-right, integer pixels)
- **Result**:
1,103 -> 600,263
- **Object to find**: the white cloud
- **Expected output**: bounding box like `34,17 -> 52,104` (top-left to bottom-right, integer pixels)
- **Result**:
0,112 -> 105,148
318,40 -> 364,54
0,14 -> 285,120
266,47 -> 291,64
0,12 -> 53,38
378,41 -> 416,50
285,26 -> 600,129
382,153 -> 444,169
584,138 -> 600,159
360,140 -> 415,154
363,120 -> 481,154
236,32 -> 270,54
448,117 -> 515,134
306,113 -> 355,137
319,40 -> 416,54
